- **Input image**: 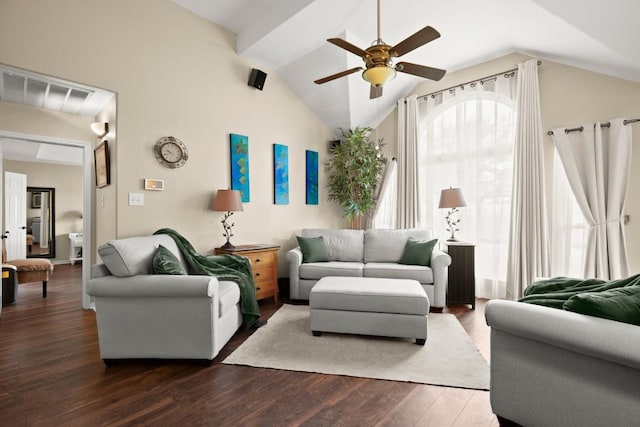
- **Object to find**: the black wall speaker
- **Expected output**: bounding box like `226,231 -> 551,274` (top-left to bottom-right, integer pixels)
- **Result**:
330,140 -> 341,150
248,68 -> 267,90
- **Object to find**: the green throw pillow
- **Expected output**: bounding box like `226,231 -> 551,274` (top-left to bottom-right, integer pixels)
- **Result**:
563,285 -> 640,326
152,244 -> 187,275
398,238 -> 438,266
296,236 -> 331,263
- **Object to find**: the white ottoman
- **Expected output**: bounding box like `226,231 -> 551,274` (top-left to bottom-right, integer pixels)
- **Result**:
310,276 -> 430,345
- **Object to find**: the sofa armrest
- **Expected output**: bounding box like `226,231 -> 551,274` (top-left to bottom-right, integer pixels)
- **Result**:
91,263 -> 112,279
430,248 -> 451,308
87,274 -> 219,298
486,299 -> 640,369
286,247 -> 303,299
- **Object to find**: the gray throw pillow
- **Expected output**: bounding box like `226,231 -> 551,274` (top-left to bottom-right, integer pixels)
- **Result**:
153,244 -> 187,275
398,238 -> 438,266
296,236 -> 331,263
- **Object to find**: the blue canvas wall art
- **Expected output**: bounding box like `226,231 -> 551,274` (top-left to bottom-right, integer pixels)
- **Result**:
306,150 -> 318,205
273,143 -> 289,204
230,133 -> 250,202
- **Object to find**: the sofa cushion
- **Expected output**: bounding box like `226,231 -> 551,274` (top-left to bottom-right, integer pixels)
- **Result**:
563,285 -> 640,326
364,228 -> 434,262
219,280 -> 241,316
301,229 -> 364,262
152,245 -> 187,275
364,262 -> 433,284
99,234 -> 187,277
296,236 -> 331,263
299,261 -> 364,280
398,238 -> 438,266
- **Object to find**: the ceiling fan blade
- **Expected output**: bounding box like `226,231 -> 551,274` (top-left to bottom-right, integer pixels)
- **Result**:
390,26 -> 440,57
314,67 -> 363,85
396,62 -> 446,81
370,85 -> 383,99
327,38 -> 369,58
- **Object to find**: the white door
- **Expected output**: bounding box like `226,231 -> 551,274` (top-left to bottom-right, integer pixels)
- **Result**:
4,171 -> 27,260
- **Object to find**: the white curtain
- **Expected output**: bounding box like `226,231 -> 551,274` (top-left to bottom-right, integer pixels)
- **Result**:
506,58 -> 550,300
419,73 -> 517,299
371,158 -> 397,229
551,119 -> 631,279
397,95 -> 421,228
551,149 -> 589,277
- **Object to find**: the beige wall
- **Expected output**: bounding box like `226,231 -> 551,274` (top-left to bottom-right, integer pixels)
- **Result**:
376,52 -> 640,275
4,160 -> 83,263
93,95 -> 117,262
0,101 -> 94,142
0,0 -> 344,276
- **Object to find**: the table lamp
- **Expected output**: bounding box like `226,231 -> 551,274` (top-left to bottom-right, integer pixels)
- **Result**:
212,189 -> 243,249
438,187 -> 467,241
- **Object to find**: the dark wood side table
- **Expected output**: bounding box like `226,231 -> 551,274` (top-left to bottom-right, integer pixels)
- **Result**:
214,244 -> 280,303
443,242 -> 476,309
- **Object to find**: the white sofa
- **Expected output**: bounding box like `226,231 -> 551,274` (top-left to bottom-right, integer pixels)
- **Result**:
486,299 -> 640,427
287,228 -> 451,308
87,234 -> 243,363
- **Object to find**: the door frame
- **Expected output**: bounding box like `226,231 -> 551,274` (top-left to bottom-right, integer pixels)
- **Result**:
0,130 -> 93,309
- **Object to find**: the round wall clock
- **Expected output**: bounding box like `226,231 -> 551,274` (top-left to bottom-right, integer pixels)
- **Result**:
154,136 -> 188,168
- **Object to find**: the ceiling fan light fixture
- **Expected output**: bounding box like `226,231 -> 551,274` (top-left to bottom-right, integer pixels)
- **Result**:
362,65 -> 396,87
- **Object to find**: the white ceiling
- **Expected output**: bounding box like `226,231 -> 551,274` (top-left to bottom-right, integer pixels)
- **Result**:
172,0 -> 640,134
0,138 -> 83,167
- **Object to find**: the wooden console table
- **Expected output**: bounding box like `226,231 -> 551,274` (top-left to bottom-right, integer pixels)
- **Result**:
214,244 -> 280,303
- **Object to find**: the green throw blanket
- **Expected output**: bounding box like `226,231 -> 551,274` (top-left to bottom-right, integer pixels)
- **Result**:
520,274 -> 640,325
154,228 -> 262,328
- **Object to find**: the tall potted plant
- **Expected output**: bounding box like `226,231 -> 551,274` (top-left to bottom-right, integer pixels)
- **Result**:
327,127 -> 386,229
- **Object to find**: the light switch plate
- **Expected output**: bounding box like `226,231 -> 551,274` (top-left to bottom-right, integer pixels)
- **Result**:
128,192 -> 144,206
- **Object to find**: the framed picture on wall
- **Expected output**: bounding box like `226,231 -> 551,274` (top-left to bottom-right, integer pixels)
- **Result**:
94,140 -> 110,188
31,192 -> 42,208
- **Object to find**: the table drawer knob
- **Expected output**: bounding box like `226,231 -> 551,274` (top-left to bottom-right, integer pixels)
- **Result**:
255,272 -> 261,277
255,258 -> 261,263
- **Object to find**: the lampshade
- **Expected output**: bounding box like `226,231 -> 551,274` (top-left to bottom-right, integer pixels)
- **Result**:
90,122 -> 109,138
362,66 -> 396,87
212,189 -> 243,212
438,188 -> 467,209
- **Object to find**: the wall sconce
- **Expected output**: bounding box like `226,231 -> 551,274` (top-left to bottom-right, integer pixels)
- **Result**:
90,122 -> 109,138
211,189 -> 243,249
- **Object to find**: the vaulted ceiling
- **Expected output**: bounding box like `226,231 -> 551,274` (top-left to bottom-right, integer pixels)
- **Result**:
171,0 -> 640,134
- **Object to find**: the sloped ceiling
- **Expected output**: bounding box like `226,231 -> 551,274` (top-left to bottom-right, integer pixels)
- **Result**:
172,0 -> 640,135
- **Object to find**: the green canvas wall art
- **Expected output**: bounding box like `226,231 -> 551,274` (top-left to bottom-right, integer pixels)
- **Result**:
230,133 -> 250,202
306,150 -> 318,205
273,143 -> 289,204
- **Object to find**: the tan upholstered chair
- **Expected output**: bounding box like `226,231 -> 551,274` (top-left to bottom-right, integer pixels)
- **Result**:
2,239 -> 53,298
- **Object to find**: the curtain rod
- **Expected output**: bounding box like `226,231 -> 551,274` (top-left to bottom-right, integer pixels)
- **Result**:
415,60 -> 542,101
546,118 -> 640,136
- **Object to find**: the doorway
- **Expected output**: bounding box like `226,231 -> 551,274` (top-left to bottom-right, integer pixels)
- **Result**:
0,131 -> 93,308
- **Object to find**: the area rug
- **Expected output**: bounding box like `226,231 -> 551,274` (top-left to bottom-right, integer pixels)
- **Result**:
223,304 -> 490,390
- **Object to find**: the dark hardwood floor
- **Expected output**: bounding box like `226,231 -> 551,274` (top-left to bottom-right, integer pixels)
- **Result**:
0,264 -> 498,426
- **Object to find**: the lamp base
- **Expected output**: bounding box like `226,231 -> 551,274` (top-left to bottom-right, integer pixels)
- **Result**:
220,241 -> 236,250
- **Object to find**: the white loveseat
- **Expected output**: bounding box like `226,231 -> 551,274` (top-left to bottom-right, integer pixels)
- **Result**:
287,228 -> 451,308
87,234 -> 243,363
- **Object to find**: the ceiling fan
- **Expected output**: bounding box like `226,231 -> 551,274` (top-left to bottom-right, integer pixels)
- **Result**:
314,0 -> 446,99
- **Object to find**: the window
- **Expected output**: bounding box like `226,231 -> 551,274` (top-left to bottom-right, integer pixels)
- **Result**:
550,149 -> 589,277
418,77 -> 516,298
